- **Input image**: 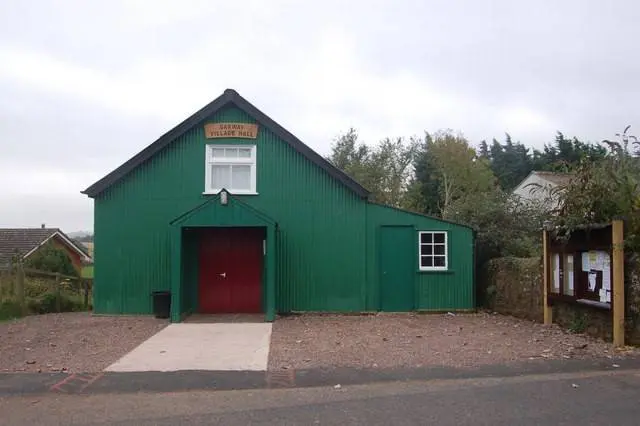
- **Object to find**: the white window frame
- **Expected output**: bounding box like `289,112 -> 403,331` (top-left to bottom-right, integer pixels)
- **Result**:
418,231 -> 448,271
204,144 -> 257,195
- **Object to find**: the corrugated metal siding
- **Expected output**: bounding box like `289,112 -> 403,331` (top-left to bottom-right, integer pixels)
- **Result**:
258,137 -> 366,312
365,204 -> 474,311
93,124 -> 201,314
94,106 -> 367,314
181,229 -> 198,314
93,104 -> 472,315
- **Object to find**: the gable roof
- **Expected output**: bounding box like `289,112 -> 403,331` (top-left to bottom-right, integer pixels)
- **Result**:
0,228 -> 92,268
512,170 -> 574,195
533,171 -> 574,186
82,89 -> 370,198
368,201 -> 475,231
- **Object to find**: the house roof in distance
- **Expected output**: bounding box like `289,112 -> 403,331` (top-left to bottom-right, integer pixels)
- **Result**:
512,170 -> 575,195
0,228 -> 92,268
532,171 -> 574,186
82,89 -> 370,199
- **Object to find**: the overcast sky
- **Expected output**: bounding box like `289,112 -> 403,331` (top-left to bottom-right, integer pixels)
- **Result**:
1,0 -> 638,232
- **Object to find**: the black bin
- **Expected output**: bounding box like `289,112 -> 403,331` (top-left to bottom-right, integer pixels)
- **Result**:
152,291 -> 171,319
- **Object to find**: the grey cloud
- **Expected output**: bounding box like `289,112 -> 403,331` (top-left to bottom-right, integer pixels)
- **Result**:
0,194 -> 92,232
1,0 -> 640,232
0,84 -> 170,170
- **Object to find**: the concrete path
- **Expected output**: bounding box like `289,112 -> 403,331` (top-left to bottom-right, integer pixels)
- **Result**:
105,323 -> 272,372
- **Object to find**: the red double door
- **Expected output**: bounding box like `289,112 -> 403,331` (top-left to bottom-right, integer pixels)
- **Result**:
198,227 -> 264,313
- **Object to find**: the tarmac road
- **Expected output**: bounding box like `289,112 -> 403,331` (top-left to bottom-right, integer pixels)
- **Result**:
2,368 -> 640,425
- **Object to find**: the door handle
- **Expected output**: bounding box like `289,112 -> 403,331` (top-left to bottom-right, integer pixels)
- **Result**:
219,272 -> 226,278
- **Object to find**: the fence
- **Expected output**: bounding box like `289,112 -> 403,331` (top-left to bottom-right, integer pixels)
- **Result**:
0,261 -> 93,317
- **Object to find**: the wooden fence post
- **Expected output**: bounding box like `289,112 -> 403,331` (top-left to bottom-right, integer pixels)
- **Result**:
55,273 -> 61,313
542,228 -> 552,325
16,260 -> 26,316
83,279 -> 89,310
612,219 -> 625,348
7,268 -> 14,295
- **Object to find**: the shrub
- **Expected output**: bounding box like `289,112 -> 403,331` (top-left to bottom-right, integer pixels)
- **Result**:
568,312 -> 588,334
28,292 -> 84,314
24,279 -> 52,298
0,300 -> 24,321
24,242 -> 78,277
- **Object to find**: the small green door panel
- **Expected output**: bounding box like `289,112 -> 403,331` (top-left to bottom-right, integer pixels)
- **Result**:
379,226 -> 415,311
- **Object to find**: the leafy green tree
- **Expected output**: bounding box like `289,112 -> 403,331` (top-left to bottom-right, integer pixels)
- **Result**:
447,188 -> 549,306
447,190 -> 546,260
410,133 -> 441,215
413,130 -> 496,217
478,140 -> 490,160
327,128 -> 369,173
485,135 -> 533,190
25,242 -> 78,277
327,128 -> 371,183
548,126 -> 640,248
483,132 -> 607,191
328,129 -> 420,207
528,132 -> 607,172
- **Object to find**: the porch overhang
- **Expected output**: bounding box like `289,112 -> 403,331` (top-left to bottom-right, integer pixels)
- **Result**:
169,192 -> 278,323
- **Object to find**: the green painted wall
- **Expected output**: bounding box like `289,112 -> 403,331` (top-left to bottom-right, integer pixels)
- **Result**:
365,203 -> 475,311
181,229 -> 199,314
94,106 -> 365,314
92,105 -> 474,316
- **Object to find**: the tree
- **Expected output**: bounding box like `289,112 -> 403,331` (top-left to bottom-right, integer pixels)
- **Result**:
478,140 -> 490,160
544,126 -> 640,249
328,129 -> 420,207
482,132 -> 607,191
447,189 -> 548,307
413,130 -> 496,218
408,133 -> 441,215
447,190 -> 546,260
327,128 -> 370,176
24,242 -> 78,277
485,134 -> 533,190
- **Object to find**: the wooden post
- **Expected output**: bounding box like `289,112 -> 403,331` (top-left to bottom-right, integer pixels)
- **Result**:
15,260 -> 26,316
543,228 -> 553,325
55,273 -> 61,313
612,219 -> 625,348
83,279 -> 89,310
7,268 -> 14,295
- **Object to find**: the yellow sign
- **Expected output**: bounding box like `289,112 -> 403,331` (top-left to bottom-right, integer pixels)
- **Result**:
204,123 -> 258,139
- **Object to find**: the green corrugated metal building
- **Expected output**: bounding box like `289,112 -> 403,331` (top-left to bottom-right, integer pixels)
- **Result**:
82,89 -> 475,322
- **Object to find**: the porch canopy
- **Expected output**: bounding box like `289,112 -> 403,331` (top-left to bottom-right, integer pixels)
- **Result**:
169,190 -> 278,322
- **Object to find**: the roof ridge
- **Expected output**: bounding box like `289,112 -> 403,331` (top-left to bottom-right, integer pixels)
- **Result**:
533,170 -> 574,175
82,89 -> 369,198
0,227 -> 59,229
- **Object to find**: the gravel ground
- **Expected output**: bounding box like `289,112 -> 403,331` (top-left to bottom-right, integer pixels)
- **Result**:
0,312 -> 167,373
268,313 -> 640,370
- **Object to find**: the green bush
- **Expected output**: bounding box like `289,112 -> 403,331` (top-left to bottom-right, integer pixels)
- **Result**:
24,279 -> 51,298
0,300 -> 24,321
568,312 -> 589,334
24,242 -> 78,277
28,292 -> 85,314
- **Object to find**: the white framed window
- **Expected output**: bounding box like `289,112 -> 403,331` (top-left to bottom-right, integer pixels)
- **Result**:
418,231 -> 448,271
204,145 -> 257,194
